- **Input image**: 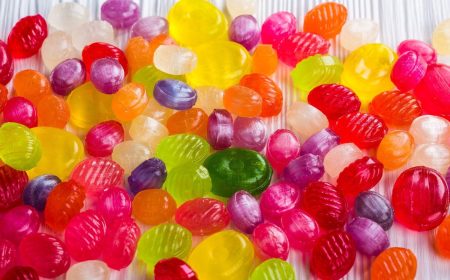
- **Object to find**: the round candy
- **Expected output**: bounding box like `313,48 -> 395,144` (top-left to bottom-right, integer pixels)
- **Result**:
223,85 -> 262,117
195,86 -> 224,115
132,189 -> 176,225
131,16 -> 168,41
207,109 -> 234,150
300,128 -> 340,159
7,14 -> 47,58
340,19 -> 379,51
253,223 -> 289,260
323,143 -> 365,178
128,158 -> 167,195
233,117 -> 267,152
112,140 -> 152,175
112,83 -> 148,122
47,2 -> 90,32
303,2 -> 347,39
0,165 -> 28,210
50,58 -> 86,96
410,143 -> 450,175
133,65 -> 185,98
229,15 -> 260,51
83,42 -> 128,78
154,79 -> 197,110
280,209 -> 319,251
282,154 -> 324,190
167,108 -> 208,138
355,191 -> 394,231
13,69 -> 51,106
37,95 -> 70,128
0,239 -> 16,276
41,31 -> 78,71
250,259 -> 295,280
96,187 -> 131,223
90,58 -> 124,94
261,11 -> 296,46
278,33 -> 331,67
154,258 -> 198,280
371,247 -> 417,280
2,266 -> 39,280
252,44 -> 278,76
0,40 -> 13,85
390,51 -> 427,91
397,39 -> 437,64
432,19 -> 450,55
436,216 -> 450,257
409,115 -> 449,145
260,181 -> 299,224
22,174 -> 60,212
153,45 -> 198,75
204,148 -> 272,197
265,129 -> 301,173
337,156 -> 384,195
286,101 -> 329,141
226,0 -> 256,18
3,97 -> 37,128
346,217 -> 389,256
71,20 -> 115,52
129,115 -> 168,149
0,206 -> 39,244
85,120 -> 124,157
227,190 -> 262,234
101,0 -> 140,29
125,37 -> 153,75
66,261 -> 110,280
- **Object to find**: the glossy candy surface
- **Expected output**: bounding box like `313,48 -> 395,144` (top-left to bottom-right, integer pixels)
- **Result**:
226,0 -> 256,18
432,19 -> 450,55
233,117 -> 267,151
250,259 -> 295,280
0,84 -> 7,112
112,83 -> 148,122
207,109 -> 234,150
22,174 -> 60,212
131,16 -> 168,41
83,42 -> 128,78
0,165 -> 28,210
340,19 -> 379,51
355,191 -> 394,230
229,15 -> 260,51
133,65 -> 185,99
128,158 -> 167,194
0,206 -> 39,244
252,44 -> 278,75
37,95 -> 70,128
260,181 -> 299,224
154,258 -> 198,280
282,154 -> 324,190
50,58 -> 86,96
85,121 -> 124,157
167,108 -> 208,138
287,101 -> 329,141
261,11 -> 296,46
300,128 -> 340,159
3,97 -> 38,128
13,69 -> 51,106
7,14 -> 47,58
223,85 -> 262,117
96,187 -> 131,223
398,39 -> 437,64
125,36 -> 153,75
129,115 -> 168,149
132,189 -> 176,225
324,143 -> 364,178
195,86 -> 224,115
435,216 -> 450,258
66,261 -> 110,280
227,190 -> 262,234
337,156 -> 383,195
111,140 -> 152,175
265,129 -> 301,173
153,45 -> 197,76
280,209 -> 319,250
303,2 -> 347,39
0,40 -> 13,84
253,222 -> 289,260
391,51 -> 427,91
2,266 -> 39,280
377,131 -> 414,170
0,239 -> 16,276
101,0 -> 140,29
346,217 -> 389,256
278,33 -> 331,67
47,2 -> 90,32
154,79 -> 197,110
90,58 -> 124,94
409,143 -> 450,175
41,31 -> 78,71
371,247 -> 417,280
71,20 -> 115,52
409,115 -> 449,145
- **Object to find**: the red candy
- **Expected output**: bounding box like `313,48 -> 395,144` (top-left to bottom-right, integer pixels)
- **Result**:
0,84 -> 7,112
337,156 -> 384,196
3,97 -> 38,128
0,239 -> 16,277
308,84 -> 361,120
2,266 -> 39,280
154,258 -> 198,280
85,120 -> 125,157
280,209 -> 319,251
392,166 -> 449,231
0,40 -> 14,84
0,165 -> 28,210
19,233 -> 70,278
82,42 -> 128,78
310,230 -> 356,280
302,181 -> 347,229
252,222 -> 290,260
175,198 -> 230,236
332,112 -> 388,149
7,15 -> 48,58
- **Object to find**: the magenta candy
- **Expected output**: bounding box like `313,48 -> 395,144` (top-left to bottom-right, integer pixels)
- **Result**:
397,39 -> 437,64
282,153 -> 324,189
229,15 -> 260,51
96,187 -> 131,223
233,117 -> 267,152
261,11 -> 296,46
0,206 -> 39,244
0,165 -> 28,210
346,217 -> 389,256
0,239 -> 16,277
90,58 -> 125,94
50,58 -> 86,96
101,0 -> 140,29
300,128 -> 340,159
280,209 -> 319,251
85,120 -> 125,157
0,40 -> 14,85
3,97 -> 37,128
207,109 -> 234,150
253,222 -> 290,260
390,51 -> 427,92
2,266 -> 39,280
265,129 -> 301,173
131,16 -> 168,41
64,210 -> 107,261
102,217 -> 140,270
260,181 -> 299,224
446,167 -> 450,187
227,190 -> 263,234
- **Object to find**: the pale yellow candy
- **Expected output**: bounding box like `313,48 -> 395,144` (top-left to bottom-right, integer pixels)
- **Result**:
324,143 -> 365,178
129,115 -> 168,149
410,144 -> 450,175
41,31 -> 79,70
112,140 -> 152,175
142,98 -> 174,124
66,260 -> 110,280
409,115 -> 450,145
286,101 -> 329,141
226,0 -> 256,18
71,20 -> 115,52
153,45 -> 197,75
340,19 -> 379,51
47,2 -> 90,33
432,19 -> 450,55
195,86 -> 224,114
28,127 -> 85,180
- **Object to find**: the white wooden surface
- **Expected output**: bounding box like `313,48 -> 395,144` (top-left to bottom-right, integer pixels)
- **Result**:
1,0 -> 450,279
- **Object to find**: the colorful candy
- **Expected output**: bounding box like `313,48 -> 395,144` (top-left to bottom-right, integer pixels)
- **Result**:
0,40 -> 13,85
7,14 -> 48,58
409,115 -> 449,145
111,140 -> 152,175
96,187 -> 131,223
251,44 -> 278,76
432,19 -> 450,55
131,16 -> 168,41
376,131 -> 414,170
282,154 -> 324,189
286,101 -> 329,141
112,83 -> 148,122
154,258 -> 198,280
128,158 -> 167,194
340,19 -> 379,51
260,181 -> 299,224
265,129 -> 301,173
223,85 -> 263,117
2,266 -> 39,280
250,259 -> 295,280
90,58 -> 124,94
0,165 -> 28,210
153,45 -> 198,75
41,31 -> 78,71
229,15 -> 260,51
71,20 -> 115,52
50,58 -> 86,96
13,69 -> 51,106
300,128 -> 340,159
346,217 -> 389,256
47,2 -> 90,32
132,189 -> 176,225
154,79 -> 197,110
261,12 -> 296,46
303,2 -> 347,39
253,222 -> 290,260
323,143 -> 365,178
0,239 -> 16,277
66,261 -> 110,280
278,33 -> 331,67
37,94 -> 70,128
85,120 -> 124,157
22,174 -> 60,212
129,115 -> 168,149
167,108 -> 208,138
371,247 -> 417,280
207,109 -> 234,150
0,206 -> 39,244
83,42 -> 128,77
227,190 -> 263,234
435,216 -> 450,258
3,97 -> 38,128
195,86 -> 225,115
337,156 -> 384,195
354,191 -> 394,230
133,66 -> 185,99
280,209 -> 319,251
390,51 -> 427,91
233,117 -> 267,151
397,39 -> 437,64
101,0 -> 140,29
410,143 -> 450,174
226,0 -> 256,18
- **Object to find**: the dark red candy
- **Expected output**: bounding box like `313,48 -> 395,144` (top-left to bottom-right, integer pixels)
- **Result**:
308,84 -> 361,120
7,15 -> 48,58
310,230 -> 356,280
302,181 -> 347,229
337,156 -> 384,196
2,266 -> 39,280
154,258 -> 198,280
0,40 -> 14,85
82,42 -> 128,78
0,239 -> 17,277
0,165 -> 29,210
332,112 -> 388,149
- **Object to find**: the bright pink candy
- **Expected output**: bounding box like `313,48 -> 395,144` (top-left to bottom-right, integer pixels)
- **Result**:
253,222 -> 290,260
102,217 -> 140,270
70,157 -> 125,194
397,39 -> 437,64
19,233 -> 70,278
261,11 -> 296,46
96,187 -> 131,223
0,165 -> 28,210
3,97 -> 38,128
0,206 -> 39,244
64,210 -> 107,261
0,239 -> 16,277
0,40 -> 14,85
259,181 -> 300,224
390,51 -> 427,92
85,120 -> 124,157
280,209 -> 320,251
265,129 -> 301,173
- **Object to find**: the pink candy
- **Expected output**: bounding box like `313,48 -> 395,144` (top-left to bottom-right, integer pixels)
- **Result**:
397,39 -> 437,64
391,51 -> 427,91
85,120 -> 124,157
280,209 -> 320,251
96,187 -> 132,223
3,97 -> 37,128
253,222 -> 290,260
0,239 -> 16,277
265,129 -> 301,173
261,11 -> 296,46
0,205 -> 39,244
259,181 -> 300,224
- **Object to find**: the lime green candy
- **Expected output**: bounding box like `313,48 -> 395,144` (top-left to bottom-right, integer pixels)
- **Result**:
204,148 -> 272,197
0,123 -> 42,171
155,134 -> 210,171
250,259 -> 295,280
137,223 -> 192,271
163,164 -> 212,205
132,65 -> 185,98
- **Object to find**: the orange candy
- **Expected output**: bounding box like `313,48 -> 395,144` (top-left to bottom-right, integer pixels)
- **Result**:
37,95 -> 70,128
252,44 -> 278,76
132,189 -> 176,225
166,108 -> 208,138
303,2 -> 348,39
0,84 -> 8,112
436,216 -> 450,258
112,83 -> 148,122
13,69 -> 51,105
125,36 -> 153,75
223,85 -> 262,117
371,247 -> 417,280
376,130 -> 414,170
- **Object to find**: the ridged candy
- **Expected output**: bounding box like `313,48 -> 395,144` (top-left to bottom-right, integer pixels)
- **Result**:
0,239 -> 16,276
253,223 -> 289,260
260,181 -> 299,224
90,58 -> 124,94
355,191 -> 394,231
167,108 -> 208,138
82,42 -> 128,79
125,36 -> 153,75
391,51 -> 427,91
0,40 -> 13,85
132,189 -> 176,225
250,259 -> 295,280
346,217 -> 389,256
112,83 -> 148,122
129,115 -> 168,149
260,11 -> 296,46
337,156 -> 383,195
154,79 -> 197,110
227,190 -> 262,234
132,65 -> 185,98
282,154 -> 324,190
303,2 -> 347,39
7,15 -> 47,58
265,129 -> 301,173
3,97 -> 37,128
397,39 -> 437,64
96,187 -> 131,223
0,205 -> 39,244
207,109 -> 234,150
154,258 -> 198,280
286,101 -> 329,141
280,209 -> 319,251
371,247 -> 417,280
2,266 -> 39,280
252,44 -> 278,76
233,117 -> 267,152
323,143 -> 364,178
0,165 -> 28,210
85,121 -> 124,157
300,128 -> 340,159
195,86 -> 224,115
22,174 -> 60,212
223,85 -> 262,117
128,158 -> 167,195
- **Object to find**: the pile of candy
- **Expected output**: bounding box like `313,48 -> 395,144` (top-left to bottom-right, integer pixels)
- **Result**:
0,0 -> 449,279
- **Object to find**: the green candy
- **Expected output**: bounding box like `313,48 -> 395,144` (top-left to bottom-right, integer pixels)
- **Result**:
250,259 -> 295,280
132,65 -> 185,98
204,148 -> 272,197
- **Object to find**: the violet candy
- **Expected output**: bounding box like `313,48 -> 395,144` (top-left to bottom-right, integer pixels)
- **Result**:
233,117 -> 267,152
300,128 -> 340,159
282,153 -> 324,189
50,58 -> 86,96
207,109 -> 234,150
346,217 -> 390,256
101,0 -> 140,29
265,129 -> 301,173
128,158 -> 167,195
227,190 -> 262,234
153,79 -> 197,110
229,15 -> 260,51
90,58 -> 125,94
354,191 -> 394,230
131,16 -> 168,41
22,174 -> 61,212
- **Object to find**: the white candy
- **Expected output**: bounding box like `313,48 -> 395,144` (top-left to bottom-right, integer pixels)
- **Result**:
340,19 -> 379,51
41,31 -> 78,70
71,21 -> 115,52
48,2 -> 90,33
153,45 -> 198,75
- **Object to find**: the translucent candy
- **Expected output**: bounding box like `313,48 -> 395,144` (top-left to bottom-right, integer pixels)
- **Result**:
85,120 -> 124,158
397,39 -> 437,64
90,58 -> 124,94
128,158 -> 167,194
154,258 -> 197,280
250,259 -> 295,280
153,45 -> 197,75
227,190 -> 262,234
391,51 -> 427,91
82,42 -> 128,78
223,85 -> 262,117
129,115 -> 168,149
207,109 -> 233,150
167,0 -> 228,46
282,154 -> 324,190
0,40 -> 13,85
154,79 -> 197,110
260,181 -> 299,224
13,69 -> 51,106
226,0 -> 256,18
0,165 -> 28,210
261,12 -> 296,46
167,108 -> 208,138
3,97 -> 37,128
22,174 -> 60,212
266,129 -> 301,173
0,239 -> 16,276
100,0 -> 140,29
111,141 -> 152,175
28,127 -> 84,179
432,19 -> 450,55
303,2 -> 347,39
280,209 -> 319,251
141,99 -> 173,125
253,223 -> 289,260
47,2 -> 90,32
300,128 -> 340,159
0,206 -> 39,244
131,16 -> 168,41
71,20 -> 115,52
277,33 -> 331,67
7,14 -> 48,58
187,41 -> 251,89
340,19 -> 379,51
337,156 -> 383,195
286,101 -> 329,141
410,143 -> 450,174
347,217 -> 389,256
377,130 -> 414,170
50,59 -> 86,96
252,44 -> 278,76
2,266 -> 39,280
371,247 -> 417,280
409,115 -> 449,145
132,189 -> 176,225
188,230 -> 253,280
96,187 -> 131,223
133,65 -> 185,99
436,216 -> 450,257
324,143 -> 364,178
355,191 -> 394,230
66,260 -> 110,280
125,37 -> 153,75
41,31 -> 78,71
0,85 -> 7,114
112,83 -> 148,121
229,15 -> 260,51
195,86 -> 224,115
233,117 -> 267,152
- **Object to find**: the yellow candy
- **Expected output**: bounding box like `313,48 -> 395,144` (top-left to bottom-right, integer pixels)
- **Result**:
28,127 -> 85,179
168,0 -> 228,46
341,43 -> 397,106
188,230 -> 254,280
187,41 -> 251,89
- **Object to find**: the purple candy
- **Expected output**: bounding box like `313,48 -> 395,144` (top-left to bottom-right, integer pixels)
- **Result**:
22,174 -> 61,212
233,117 -> 267,152
90,58 -> 124,94
127,158 -> 167,195
300,128 -> 340,158
130,16 -> 168,41
397,39 -> 437,65
229,15 -> 260,51
0,205 -> 40,244
354,191 -> 394,230
227,190 -> 263,234
346,217 -> 389,256
153,79 -> 197,110
50,58 -> 86,96
101,0 -> 140,29
207,109 -> 234,150
282,153 -> 324,189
